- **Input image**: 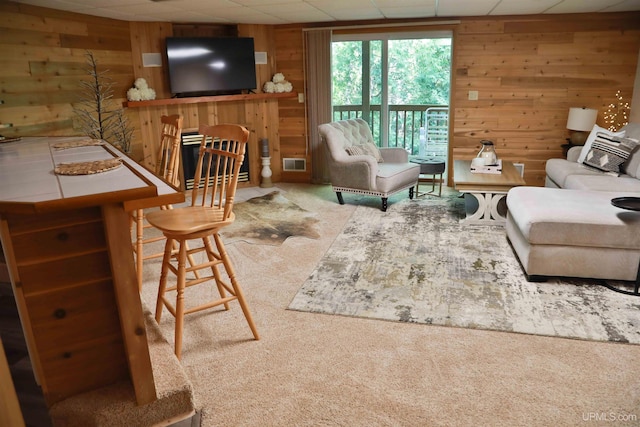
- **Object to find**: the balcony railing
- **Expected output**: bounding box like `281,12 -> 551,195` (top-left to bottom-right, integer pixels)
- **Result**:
333,104 -> 449,157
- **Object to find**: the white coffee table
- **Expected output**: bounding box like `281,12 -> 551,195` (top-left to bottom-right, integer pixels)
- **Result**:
453,159 -> 526,224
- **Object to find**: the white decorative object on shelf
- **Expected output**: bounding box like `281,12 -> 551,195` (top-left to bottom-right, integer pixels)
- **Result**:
263,73 -> 293,93
127,78 -> 156,101
476,139 -> 498,166
260,138 -> 273,188
471,159 -> 503,174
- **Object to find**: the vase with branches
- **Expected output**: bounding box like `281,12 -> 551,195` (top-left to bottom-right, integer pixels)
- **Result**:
74,51 -> 134,153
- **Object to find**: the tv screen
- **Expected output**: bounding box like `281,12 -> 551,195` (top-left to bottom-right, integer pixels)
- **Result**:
165,37 -> 257,97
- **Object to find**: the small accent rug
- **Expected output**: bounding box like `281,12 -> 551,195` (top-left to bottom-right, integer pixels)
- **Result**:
222,191 -> 320,246
289,193 -> 640,344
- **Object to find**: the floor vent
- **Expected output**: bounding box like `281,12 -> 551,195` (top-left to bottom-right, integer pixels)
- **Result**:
283,158 -> 306,172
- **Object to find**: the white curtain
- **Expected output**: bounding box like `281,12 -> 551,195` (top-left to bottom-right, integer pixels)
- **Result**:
304,29 -> 332,184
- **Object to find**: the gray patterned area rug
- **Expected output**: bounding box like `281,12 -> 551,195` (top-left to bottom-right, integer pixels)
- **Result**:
289,193 -> 640,344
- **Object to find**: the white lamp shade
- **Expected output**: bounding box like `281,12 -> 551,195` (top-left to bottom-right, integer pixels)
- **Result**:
566,107 -> 598,131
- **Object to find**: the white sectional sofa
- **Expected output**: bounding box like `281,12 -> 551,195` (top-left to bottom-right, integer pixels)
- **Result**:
506,122 -> 640,283
546,122 -> 640,191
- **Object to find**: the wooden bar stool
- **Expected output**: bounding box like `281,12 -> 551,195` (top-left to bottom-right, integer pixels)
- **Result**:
146,123 -> 259,359
132,114 -> 184,290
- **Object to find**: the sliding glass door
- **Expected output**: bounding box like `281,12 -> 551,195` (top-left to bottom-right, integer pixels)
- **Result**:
331,32 -> 452,159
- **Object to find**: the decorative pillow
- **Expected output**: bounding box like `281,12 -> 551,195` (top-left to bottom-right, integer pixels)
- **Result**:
620,137 -> 640,178
345,145 -> 366,156
577,124 -> 625,164
345,143 -> 384,162
582,134 -> 638,175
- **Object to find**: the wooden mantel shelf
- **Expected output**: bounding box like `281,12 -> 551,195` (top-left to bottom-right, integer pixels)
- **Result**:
123,92 -> 297,108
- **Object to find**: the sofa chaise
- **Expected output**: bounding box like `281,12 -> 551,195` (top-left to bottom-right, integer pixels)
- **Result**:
506,122 -> 640,283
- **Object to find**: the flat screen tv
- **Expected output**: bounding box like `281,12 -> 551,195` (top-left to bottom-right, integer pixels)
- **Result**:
165,37 -> 257,97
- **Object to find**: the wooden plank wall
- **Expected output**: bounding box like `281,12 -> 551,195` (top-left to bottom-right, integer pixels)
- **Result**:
1,1 -> 638,188
0,1 -> 141,157
274,26 -> 309,182
125,23 -> 282,187
274,13 -> 640,187
453,13 -> 640,186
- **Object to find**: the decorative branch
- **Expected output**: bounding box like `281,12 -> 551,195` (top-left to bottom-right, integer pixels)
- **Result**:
73,51 -> 134,153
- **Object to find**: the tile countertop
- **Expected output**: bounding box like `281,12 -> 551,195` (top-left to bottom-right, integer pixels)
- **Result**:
0,137 -> 183,213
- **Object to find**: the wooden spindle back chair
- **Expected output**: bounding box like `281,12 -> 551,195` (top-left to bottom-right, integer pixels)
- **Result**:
132,114 -> 184,290
145,123 -> 259,359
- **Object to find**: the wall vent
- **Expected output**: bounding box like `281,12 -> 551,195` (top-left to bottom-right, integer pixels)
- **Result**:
283,158 -> 306,172
513,162 -> 525,177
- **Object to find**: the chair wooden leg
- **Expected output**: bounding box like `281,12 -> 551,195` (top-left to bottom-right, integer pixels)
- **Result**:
135,209 -> 145,291
381,197 -> 388,212
336,192 -> 344,205
155,237 -> 173,323
213,233 -> 260,340
174,240 -> 188,360
409,186 -> 415,200
203,235 -> 230,310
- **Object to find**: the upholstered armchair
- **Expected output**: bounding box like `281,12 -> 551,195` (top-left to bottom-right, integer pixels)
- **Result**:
318,118 -> 420,211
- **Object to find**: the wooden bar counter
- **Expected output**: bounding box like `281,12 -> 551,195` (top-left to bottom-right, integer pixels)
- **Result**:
0,137 -> 184,407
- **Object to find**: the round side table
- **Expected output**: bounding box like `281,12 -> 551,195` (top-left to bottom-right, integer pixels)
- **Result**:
609,197 -> 640,296
410,157 -> 446,197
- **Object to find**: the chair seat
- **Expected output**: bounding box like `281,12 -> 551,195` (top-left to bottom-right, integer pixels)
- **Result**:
146,206 -> 234,235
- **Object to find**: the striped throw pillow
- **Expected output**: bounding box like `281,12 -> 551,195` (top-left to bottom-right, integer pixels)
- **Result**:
583,133 -> 638,174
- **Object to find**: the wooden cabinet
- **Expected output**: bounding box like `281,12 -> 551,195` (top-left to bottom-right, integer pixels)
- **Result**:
2,207 -> 131,404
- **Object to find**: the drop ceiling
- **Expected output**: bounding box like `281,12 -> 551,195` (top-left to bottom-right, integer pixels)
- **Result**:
11,0 -> 640,25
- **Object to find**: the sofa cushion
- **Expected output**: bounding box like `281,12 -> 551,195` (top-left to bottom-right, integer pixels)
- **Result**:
545,158 -> 603,188
576,124 -> 626,164
620,124 -> 640,178
620,122 -> 640,141
582,134 -> 638,174
506,187 -> 640,250
563,173 -> 640,192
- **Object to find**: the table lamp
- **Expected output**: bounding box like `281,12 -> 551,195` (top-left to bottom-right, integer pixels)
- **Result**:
566,107 -> 598,145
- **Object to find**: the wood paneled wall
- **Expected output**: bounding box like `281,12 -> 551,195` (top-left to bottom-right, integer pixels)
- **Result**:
274,13 -> 640,186
274,26 -> 308,182
0,1 -> 140,156
1,1 -> 639,188
125,23 -> 284,186
453,13 -> 640,186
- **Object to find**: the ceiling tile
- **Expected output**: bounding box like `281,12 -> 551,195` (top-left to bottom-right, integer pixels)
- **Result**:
380,6 -> 437,19
600,0 -> 640,12
436,0 -> 500,16
9,0 -> 640,23
546,0 -> 623,14
491,0 -> 563,15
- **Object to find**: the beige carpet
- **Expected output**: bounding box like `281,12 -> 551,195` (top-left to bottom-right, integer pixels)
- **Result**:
140,183 -> 640,427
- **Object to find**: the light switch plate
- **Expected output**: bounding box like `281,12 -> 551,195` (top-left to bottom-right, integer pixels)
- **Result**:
468,90 -> 479,101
